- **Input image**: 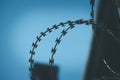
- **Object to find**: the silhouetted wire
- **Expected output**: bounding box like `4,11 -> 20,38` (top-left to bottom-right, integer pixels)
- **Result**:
29,0 -> 120,80
49,19 -> 91,80
29,19 -> 90,80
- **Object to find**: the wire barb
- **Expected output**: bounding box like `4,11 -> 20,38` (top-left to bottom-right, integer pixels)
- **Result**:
40,32 -> 46,36
49,58 -> 54,64
32,42 -> 38,48
67,21 -> 75,29
29,0 -> 120,80
30,50 -> 35,55
55,38 -> 61,44
36,36 -> 41,42
29,58 -> 34,63
61,29 -> 67,36
51,48 -> 57,54
53,25 -> 58,29
47,28 -> 52,33
49,19 -> 91,79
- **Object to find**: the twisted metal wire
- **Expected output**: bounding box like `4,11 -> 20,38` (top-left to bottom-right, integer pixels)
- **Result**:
90,0 -> 95,21
92,23 -> 120,80
29,19 -> 91,71
94,23 -> 120,78
103,59 -> 120,77
29,21 -> 67,71
49,19 -> 91,80
29,21 -> 71,80
29,19 -> 91,80
29,0 -> 120,80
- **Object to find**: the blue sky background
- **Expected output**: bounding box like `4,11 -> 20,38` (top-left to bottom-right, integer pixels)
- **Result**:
0,0 -> 98,80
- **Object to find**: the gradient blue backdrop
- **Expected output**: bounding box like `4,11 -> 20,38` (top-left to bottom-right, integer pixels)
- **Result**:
0,0 -> 98,80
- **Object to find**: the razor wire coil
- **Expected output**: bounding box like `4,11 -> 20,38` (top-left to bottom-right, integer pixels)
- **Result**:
29,0 -> 120,80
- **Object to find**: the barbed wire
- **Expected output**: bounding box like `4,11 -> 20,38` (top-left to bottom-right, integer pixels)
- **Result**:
48,23 -> 120,80
90,0 -> 120,78
29,18 -> 92,80
29,22 -> 66,71
93,23 -> 120,80
94,23 -> 120,79
103,59 -> 120,77
29,0 -> 120,80
29,20 -> 71,80
90,0 -> 95,21
49,19 -> 91,80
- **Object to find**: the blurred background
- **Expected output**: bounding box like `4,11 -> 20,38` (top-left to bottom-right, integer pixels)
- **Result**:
0,0 -> 98,80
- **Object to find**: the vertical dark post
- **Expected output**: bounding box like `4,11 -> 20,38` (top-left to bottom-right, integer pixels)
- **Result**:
31,63 -> 59,80
84,0 -> 120,80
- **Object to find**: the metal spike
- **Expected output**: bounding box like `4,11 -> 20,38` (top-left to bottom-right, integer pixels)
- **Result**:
32,42 -> 38,48
51,48 -> 56,54
40,32 -> 46,36
61,30 -> 67,36
30,50 -> 35,55
67,21 -> 74,29
47,28 -> 52,33
36,36 -> 41,42
55,38 -> 61,44
49,58 -> 54,64
53,25 -> 58,29
29,58 -> 34,63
